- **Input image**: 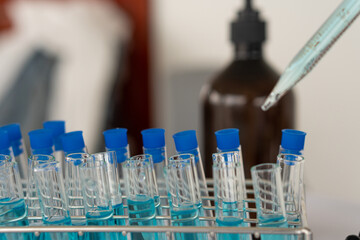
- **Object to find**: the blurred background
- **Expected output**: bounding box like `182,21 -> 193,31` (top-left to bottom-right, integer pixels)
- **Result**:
0,0 -> 360,238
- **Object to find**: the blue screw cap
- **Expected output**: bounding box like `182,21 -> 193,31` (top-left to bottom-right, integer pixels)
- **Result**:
141,128 -> 165,148
28,129 -> 54,150
43,121 -> 65,138
281,129 -> 307,151
0,123 -> 22,141
61,131 -> 85,153
215,128 -> 240,151
173,130 -> 198,152
0,130 -> 11,150
43,121 -> 66,151
103,128 -> 128,149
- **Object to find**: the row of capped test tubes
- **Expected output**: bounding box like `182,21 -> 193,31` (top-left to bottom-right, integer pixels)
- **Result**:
0,121 -> 306,240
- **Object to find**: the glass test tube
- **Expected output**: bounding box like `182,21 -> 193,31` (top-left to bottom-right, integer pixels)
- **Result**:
213,158 -> 244,240
79,156 -> 117,240
123,156 -> 159,240
0,123 -> 28,180
277,154 -> 304,223
28,129 -> 54,155
141,128 -> 167,200
103,128 -> 130,182
33,160 -> 72,240
168,154 -> 203,216
172,130 -> 212,218
27,155 -> 56,228
43,120 -> 66,176
251,163 -> 288,240
65,153 -> 88,227
164,158 -> 204,240
279,129 -> 307,223
213,140 -> 247,217
0,155 -> 28,240
92,151 -> 125,227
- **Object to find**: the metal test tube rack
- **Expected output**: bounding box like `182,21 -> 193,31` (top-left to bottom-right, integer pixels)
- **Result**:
0,179 -> 312,240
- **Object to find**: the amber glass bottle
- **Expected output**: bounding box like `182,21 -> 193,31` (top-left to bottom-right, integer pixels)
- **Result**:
201,0 -> 295,178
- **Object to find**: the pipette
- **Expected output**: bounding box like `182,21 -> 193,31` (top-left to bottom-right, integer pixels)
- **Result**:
261,0 -> 360,111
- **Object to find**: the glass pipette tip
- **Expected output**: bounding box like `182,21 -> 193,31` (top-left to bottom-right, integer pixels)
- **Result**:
261,0 -> 360,111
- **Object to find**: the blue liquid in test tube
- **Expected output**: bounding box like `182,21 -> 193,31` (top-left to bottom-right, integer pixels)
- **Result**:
141,128 -> 168,226
165,155 -> 204,240
173,130 -> 212,222
0,155 -> 29,240
123,156 -> 158,240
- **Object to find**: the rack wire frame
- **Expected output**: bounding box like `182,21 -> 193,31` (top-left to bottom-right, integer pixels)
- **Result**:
0,179 -> 312,240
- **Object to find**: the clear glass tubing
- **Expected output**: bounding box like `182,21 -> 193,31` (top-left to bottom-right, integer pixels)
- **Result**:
277,154 -> 305,224
213,159 -> 244,240
123,155 -> 159,240
0,155 -> 29,240
27,154 -> 56,226
33,160 -> 73,240
261,0 -> 360,111
251,163 -> 288,240
79,155 -> 120,240
164,157 -> 204,240
64,153 -> 88,227
92,151 -> 125,227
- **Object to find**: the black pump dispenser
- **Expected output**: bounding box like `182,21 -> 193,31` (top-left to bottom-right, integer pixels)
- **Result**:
231,0 -> 265,45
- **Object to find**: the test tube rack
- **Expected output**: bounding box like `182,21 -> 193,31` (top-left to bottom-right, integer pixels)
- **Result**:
1,179 -> 312,240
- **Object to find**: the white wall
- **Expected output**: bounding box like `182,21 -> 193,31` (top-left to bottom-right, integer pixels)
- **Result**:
152,0 -> 360,234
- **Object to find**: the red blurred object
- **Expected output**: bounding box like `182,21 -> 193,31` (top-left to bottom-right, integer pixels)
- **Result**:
0,0 -> 12,32
109,0 -> 151,155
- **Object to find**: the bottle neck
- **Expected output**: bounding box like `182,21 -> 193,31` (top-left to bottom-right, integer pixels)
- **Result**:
234,42 -> 263,60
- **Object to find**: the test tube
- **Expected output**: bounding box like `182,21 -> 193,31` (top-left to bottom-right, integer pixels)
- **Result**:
214,131 -> 248,214
61,131 -> 87,155
27,154 -> 56,228
33,160 -> 72,240
43,120 -> 66,175
28,129 -> 54,155
141,128 -> 167,201
277,154 -> 304,224
251,163 -> 288,240
79,156 -> 117,240
123,155 -> 158,240
0,123 -> 28,180
212,151 -> 247,220
213,159 -> 244,240
64,153 -> 88,227
279,129 -> 307,221
172,130 -> 212,218
92,151 -> 125,226
0,156 -> 29,240
164,158 -> 204,240
103,128 -> 130,181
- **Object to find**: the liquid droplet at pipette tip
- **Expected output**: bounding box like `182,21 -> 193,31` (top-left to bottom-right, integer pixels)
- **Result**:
261,93 -> 277,111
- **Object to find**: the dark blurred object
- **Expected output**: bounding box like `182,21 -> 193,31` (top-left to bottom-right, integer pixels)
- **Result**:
106,0 -> 150,155
346,235 -> 360,240
0,49 -> 58,139
201,0 -> 295,178
0,0 -> 11,32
